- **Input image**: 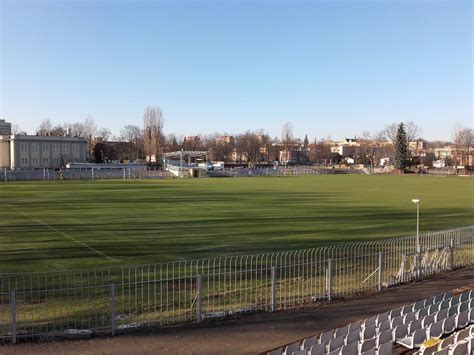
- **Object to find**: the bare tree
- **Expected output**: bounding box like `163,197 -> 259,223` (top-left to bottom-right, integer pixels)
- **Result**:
37,119 -> 53,135
379,121 -> 422,144
281,122 -> 294,149
143,106 -> 165,161
452,123 -> 473,167
11,124 -> 21,134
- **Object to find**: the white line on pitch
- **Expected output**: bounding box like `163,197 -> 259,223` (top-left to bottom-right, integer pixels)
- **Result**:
8,204 -> 117,261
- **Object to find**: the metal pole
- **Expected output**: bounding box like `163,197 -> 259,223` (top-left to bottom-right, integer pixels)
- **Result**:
123,167 -> 126,180
4,168 -> 6,182
110,283 -> 116,335
92,167 -> 94,181
378,252 -> 383,291
271,266 -> 276,312
197,274 -> 202,323
327,258 -> 333,302
450,237 -> 454,270
10,290 -> 16,344
416,203 -> 420,253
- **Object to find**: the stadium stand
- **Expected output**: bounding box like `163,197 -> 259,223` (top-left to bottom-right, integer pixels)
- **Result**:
266,289 -> 473,355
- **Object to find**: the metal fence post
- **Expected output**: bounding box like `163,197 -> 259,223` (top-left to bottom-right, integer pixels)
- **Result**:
10,290 -> 16,344
450,238 -> 455,270
197,274 -> 202,323
327,259 -> 333,302
271,266 -> 276,312
110,283 -> 116,335
378,252 -> 383,291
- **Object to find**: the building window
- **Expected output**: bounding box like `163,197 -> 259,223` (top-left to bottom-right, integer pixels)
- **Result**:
43,157 -> 49,163
73,144 -> 78,152
55,158 -> 59,164
53,144 -> 59,151
21,143 -> 27,152
32,144 -> 38,151
62,145 -> 69,152
21,158 -> 28,164
43,144 -> 48,151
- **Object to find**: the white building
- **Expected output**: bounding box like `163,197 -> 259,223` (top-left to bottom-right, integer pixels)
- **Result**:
0,121 -> 87,169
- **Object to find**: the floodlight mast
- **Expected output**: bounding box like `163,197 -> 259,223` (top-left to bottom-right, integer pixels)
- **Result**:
412,199 -> 420,253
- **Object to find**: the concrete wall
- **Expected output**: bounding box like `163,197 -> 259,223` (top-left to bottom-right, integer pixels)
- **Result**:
0,137 -> 10,168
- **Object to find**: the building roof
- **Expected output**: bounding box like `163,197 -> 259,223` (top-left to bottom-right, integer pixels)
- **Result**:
9,134 -> 87,142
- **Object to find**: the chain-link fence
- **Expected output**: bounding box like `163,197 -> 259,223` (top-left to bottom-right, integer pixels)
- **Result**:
1,226 -> 472,344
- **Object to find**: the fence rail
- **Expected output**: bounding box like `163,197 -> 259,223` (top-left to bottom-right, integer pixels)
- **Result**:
1,226 -> 473,343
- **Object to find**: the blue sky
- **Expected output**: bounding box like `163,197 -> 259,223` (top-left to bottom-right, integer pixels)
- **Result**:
0,0 -> 471,141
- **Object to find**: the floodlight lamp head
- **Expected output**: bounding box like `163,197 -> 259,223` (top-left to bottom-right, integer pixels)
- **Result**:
412,199 -> 420,204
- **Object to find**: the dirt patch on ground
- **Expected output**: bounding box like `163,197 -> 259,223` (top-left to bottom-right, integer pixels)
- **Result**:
2,267 -> 473,355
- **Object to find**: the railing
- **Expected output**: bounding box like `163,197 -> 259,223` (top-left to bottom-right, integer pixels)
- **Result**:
0,226 -> 473,344
1,168 -> 164,182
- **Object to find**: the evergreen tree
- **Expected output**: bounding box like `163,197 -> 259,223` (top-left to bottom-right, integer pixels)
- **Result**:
394,123 -> 408,172
303,134 -> 309,147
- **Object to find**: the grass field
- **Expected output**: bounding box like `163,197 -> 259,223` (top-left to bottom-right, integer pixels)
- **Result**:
0,175 -> 473,273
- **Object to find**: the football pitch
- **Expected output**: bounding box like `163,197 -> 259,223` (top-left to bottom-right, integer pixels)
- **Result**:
0,175 -> 472,273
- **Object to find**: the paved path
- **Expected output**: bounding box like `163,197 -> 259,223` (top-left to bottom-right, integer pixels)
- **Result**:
2,267 -> 473,355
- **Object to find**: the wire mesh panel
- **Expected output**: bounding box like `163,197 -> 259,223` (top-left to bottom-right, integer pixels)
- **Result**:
0,226 -> 472,344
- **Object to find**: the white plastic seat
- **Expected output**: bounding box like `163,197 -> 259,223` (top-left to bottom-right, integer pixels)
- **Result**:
396,328 -> 427,349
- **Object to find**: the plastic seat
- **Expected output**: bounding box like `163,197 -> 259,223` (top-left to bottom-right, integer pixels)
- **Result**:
432,347 -> 449,355
391,315 -> 403,328
413,300 -> 425,311
434,294 -> 444,304
302,336 -> 317,350
319,330 -> 334,344
424,296 -> 436,308
376,329 -> 393,347
268,347 -> 283,355
335,325 -> 349,339
442,292 -> 452,300
360,338 -> 376,353
458,301 -> 469,313
439,300 -> 450,310
393,323 -> 408,341
408,318 -> 422,334
328,335 -> 345,353
456,311 -> 469,330
361,349 -> 376,355
363,316 -> 376,329
459,291 -> 470,303
361,325 -> 376,341
389,308 -> 402,320
417,307 -> 429,319
309,343 -> 325,355
454,326 -> 471,342
377,320 -> 390,333
447,306 -> 458,318
345,330 -> 359,345
396,328 -> 427,349
450,296 -> 460,307
376,341 -> 393,355
348,321 -> 361,333
437,333 -> 454,350
291,350 -> 306,355
402,304 -> 413,315
404,311 -> 416,324
283,341 -> 300,355
428,304 -> 439,315
442,315 -> 455,334
449,339 -> 468,355
435,309 -> 448,322
340,341 -> 358,355
427,320 -> 443,339
422,314 -> 435,328
376,312 -> 389,327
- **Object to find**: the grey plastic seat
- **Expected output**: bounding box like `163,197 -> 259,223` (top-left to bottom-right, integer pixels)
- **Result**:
408,318 -> 422,334
448,306 -> 458,318
389,308 -> 402,320
319,330 -> 334,344
376,329 -> 392,347
268,347 -> 283,355
450,295 -> 460,307
328,335 -> 345,353
402,304 -> 413,315
376,312 -> 389,326
434,294 -> 444,304
456,311 -> 469,329
432,347 -> 449,355
439,299 -> 450,310
283,341 -> 300,355
391,315 -> 403,328
450,339 -> 468,355
459,291 -> 470,303
291,350 -> 306,355
442,315 -> 455,334
335,325 -> 349,339
363,316 -> 376,329
454,326 -> 471,342
438,333 -> 455,350
376,341 -> 393,355
361,348 -> 376,355
458,301 -> 469,313
422,314 -> 435,328
345,330 -> 359,345
396,328 -> 427,349
393,323 -> 408,341
377,320 -> 390,333
404,311 -> 416,324
361,325 -> 376,341
360,338 -> 376,353
427,320 -> 443,339
348,321 -> 361,333
442,292 -> 452,300
309,343 -> 325,355
423,296 -> 436,308
302,336 -> 317,350
428,304 -> 439,315
340,341 -> 358,355
413,300 -> 425,311
417,307 -> 429,318
435,309 -> 448,322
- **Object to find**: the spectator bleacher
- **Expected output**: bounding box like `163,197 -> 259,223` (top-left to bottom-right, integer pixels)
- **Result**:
266,289 -> 473,355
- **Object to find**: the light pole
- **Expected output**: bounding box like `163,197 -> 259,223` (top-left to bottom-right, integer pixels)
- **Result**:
412,199 -> 420,253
